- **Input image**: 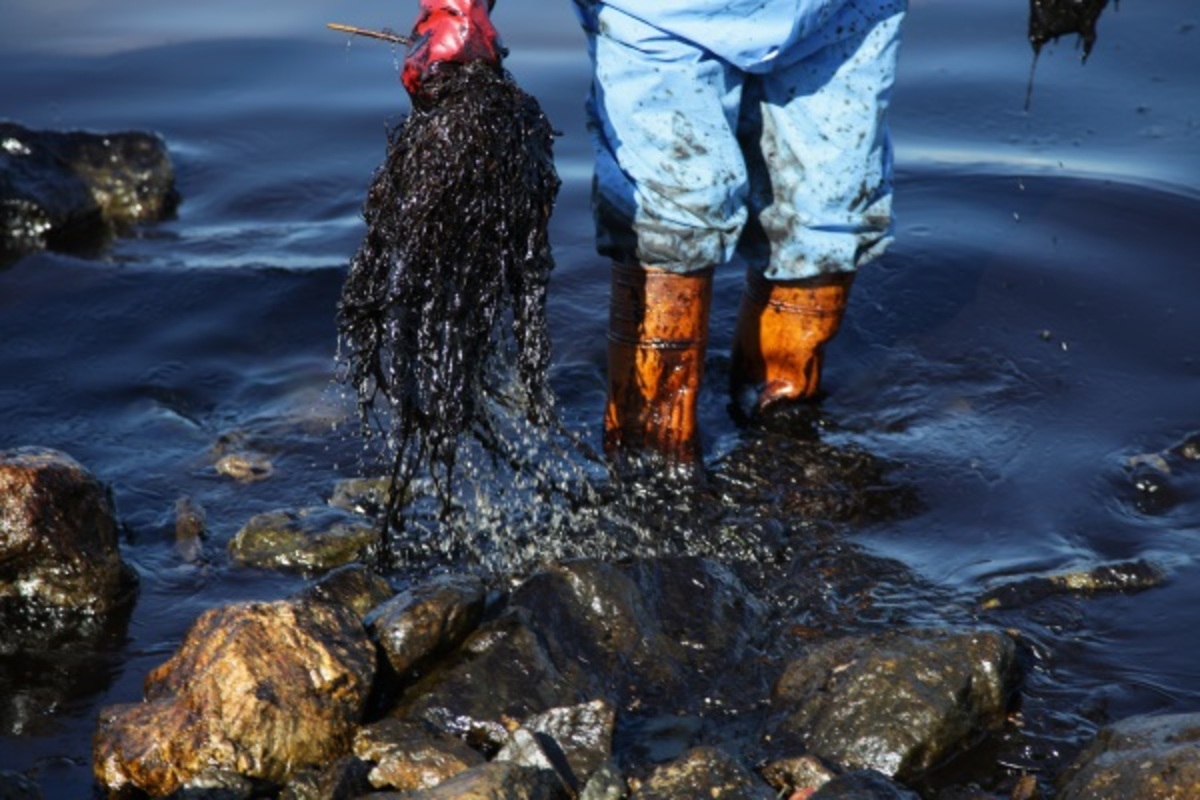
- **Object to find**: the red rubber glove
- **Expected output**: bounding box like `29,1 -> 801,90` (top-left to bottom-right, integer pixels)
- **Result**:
401,0 -> 502,97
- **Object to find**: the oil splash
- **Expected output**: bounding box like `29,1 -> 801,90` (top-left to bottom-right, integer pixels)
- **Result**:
336,60 -> 561,553
1025,0 -> 1116,109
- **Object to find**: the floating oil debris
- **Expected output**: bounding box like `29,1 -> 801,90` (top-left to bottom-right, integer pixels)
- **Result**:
1025,0 -> 1117,109
336,58 -> 562,557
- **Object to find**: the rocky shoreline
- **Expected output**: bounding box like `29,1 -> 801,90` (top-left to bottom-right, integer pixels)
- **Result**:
2,439 -> 1196,800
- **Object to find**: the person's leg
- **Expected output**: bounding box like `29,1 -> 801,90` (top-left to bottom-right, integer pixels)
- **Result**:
731,1 -> 906,414
575,2 -> 748,463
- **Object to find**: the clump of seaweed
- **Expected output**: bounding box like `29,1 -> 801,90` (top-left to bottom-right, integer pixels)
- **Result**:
337,59 -> 561,546
1025,0 -> 1116,108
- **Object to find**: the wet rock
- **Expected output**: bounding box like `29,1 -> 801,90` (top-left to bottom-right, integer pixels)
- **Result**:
298,563 -> 395,621
772,628 -> 1019,781
0,771 -> 42,799
228,506 -> 380,573
628,746 -> 774,799
365,573 -> 486,677
1056,712 -> 1200,799
979,560 -> 1166,610
512,557 -> 769,705
375,761 -> 568,799
279,756 -> 373,800
393,605 -> 583,748
579,762 -> 626,800
0,122 -> 177,262
93,597 -> 376,796
761,754 -> 837,797
810,769 -> 920,799
393,557 -> 767,749
353,718 -> 484,791
161,769 -> 256,799
0,447 -> 134,614
496,700 -> 616,789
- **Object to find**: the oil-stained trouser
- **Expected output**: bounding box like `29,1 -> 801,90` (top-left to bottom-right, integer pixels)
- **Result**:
573,0 -> 906,280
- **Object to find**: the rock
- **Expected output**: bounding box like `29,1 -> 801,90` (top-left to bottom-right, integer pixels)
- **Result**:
365,573 -> 486,677
496,700 -> 616,789
1056,712 -> 1200,799
379,761 -> 568,799
393,605 -> 583,749
392,558 -> 767,750
772,628 -> 1019,781
979,560 -> 1166,610
0,447 -> 134,613
279,756 -> 373,800
228,506 -> 380,573
629,746 -> 774,799
809,770 -> 920,799
161,769 -> 256,799
298,563 -> 395,621
353,718 -> 484,791
0,771 -> 42,799
511,557 -> 769,706
93,598 -> 376,796
495,728 -> 575,796
760,754 -> 837,797
579,762 -> 626,800
0,122 -> 177,262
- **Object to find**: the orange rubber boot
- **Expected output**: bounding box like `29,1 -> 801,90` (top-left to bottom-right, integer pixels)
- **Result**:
730,270 -> 854,414
604,264 -> 713,464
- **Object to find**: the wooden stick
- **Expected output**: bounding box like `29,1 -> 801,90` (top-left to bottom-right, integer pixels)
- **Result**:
326,23 -> 412,47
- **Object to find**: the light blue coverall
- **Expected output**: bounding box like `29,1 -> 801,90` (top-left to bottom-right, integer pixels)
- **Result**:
572,0 -> 907,281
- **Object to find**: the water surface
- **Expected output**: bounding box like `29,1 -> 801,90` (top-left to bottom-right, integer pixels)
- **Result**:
1,0 -> 1198,795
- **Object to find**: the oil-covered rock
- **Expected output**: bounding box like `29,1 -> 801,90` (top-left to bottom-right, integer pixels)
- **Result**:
1057,712 -> 1200,800
93,597 -> 376,796
770,627 -> 1020,781
0,447 -> 134,614
0,122 -> 177,263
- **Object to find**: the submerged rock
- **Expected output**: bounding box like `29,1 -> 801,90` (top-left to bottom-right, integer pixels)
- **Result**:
980,559 -> 1166,610
0,770 -> 42,799
93,598 -> 376,796
228,506 -> 380,573
771,628 -> 1019,781
0,447 -> 134,614
365,573 -> 486,677
0,122 -> 177,262
1057,712 -> 1200,799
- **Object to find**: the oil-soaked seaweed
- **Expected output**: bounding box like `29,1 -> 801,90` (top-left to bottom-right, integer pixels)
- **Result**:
337,60 -> 560,538
1026,0 -> 1116,108
1028,0 -> 1113,59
